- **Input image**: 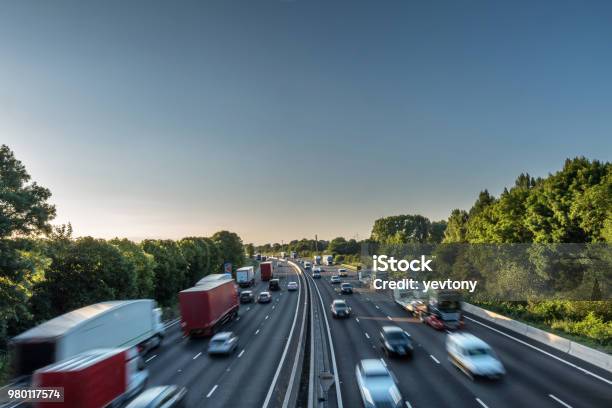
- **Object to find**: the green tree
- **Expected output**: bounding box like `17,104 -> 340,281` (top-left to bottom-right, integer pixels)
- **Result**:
141,240 -> 187,307
443,209 -> 469,243
110,238 -> 156,298
212,231 -> 245,271
179,237 -> 220,286
0,145 -> 56,348
245,243 -> 255,258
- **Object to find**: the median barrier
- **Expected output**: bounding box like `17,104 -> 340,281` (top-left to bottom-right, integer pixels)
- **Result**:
463,302 -> 612,373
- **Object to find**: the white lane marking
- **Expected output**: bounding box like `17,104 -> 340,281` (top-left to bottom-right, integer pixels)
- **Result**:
430,355 -> 440,364
192,352 -> 201,360
238,349 -> 245,358
365,332 -> 370,339
255,329 -> 260,335
247,307 -> 250,311
355,317 -> 360,323
265,315 -> 269,320
206,385 -> 218,398
236,317 -> 240,321
145,355 -> 157,363
163,318 -> 180,329
375,305 -> 380,309
465,316 -> 612,386
380,358 -> 387,367
476,398 -> 489,408
387,316 -> 392,321
272,305 -> 276,309
405,402 -> 413,408
549,394 -> 573,408
263,261 -> 304,408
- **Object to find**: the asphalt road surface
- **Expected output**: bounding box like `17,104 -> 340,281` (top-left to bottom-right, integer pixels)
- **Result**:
145,262 -> 305,407
311,264 -> 612,408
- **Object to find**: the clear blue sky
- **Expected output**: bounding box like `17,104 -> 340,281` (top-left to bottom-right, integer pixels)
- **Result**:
1,1 -> 611,244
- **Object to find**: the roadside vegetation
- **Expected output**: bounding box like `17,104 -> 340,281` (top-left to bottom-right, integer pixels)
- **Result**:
0,145 -> 247,380
258,157 -> 611,350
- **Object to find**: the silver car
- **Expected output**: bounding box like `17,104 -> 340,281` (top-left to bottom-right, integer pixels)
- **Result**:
355,359 -> 403,408
288,281 -> 298,291
207,331 -> 239,355
446,333 -> 505,380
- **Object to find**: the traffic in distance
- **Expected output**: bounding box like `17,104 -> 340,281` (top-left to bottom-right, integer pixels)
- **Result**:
1,252 -> 610,408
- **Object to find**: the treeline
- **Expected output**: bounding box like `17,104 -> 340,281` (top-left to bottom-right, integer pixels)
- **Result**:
0,145 -> 245,352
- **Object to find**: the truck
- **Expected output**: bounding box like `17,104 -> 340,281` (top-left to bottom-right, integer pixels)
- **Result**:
324,255 -> 334,266
236,266 -> 255,287
32,347 -> 148,408
179,278 -> 239,337
260,261 -> 273,281
196,273 -> 232,286
394,288 -> 464,330
280,251 -> 287,259
11,300 -> 165,377
313,255 -> 322,266
291,251 -> 297,259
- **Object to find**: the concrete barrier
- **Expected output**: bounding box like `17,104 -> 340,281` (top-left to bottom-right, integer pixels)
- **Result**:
463,302 -> 611,373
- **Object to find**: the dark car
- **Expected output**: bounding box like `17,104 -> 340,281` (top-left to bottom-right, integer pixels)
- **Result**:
269,278 -> 280,291
125,385 -> 187,408
340,283 -> 353,294
239,290 -> 254,303
379,326 -> 413,358
331,299 -> 351,318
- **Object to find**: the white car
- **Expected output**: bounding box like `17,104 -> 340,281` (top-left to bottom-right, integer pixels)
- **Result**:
330,275 -> 341,284
207,332 -> 239,355
446,333 -> 505,380
355,359 -> 403,408
288,281 -> 298,291
338,268 -> 348,277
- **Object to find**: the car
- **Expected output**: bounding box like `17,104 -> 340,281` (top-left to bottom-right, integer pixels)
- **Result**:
125,385 -> 187,408
446,333 -> 505,380
340,282 -> 353,294
330,275 -> 341,284
288,281 -> 298,291
338,268 -> 348,277
379,326 -> 413,358
258,291 -> 272,303
304,262 -> 312,271
239,290 -> 254,303
355,359 -> 403,408
331,299 -> 351,318
269,278 -> 281,291
207,331 -> 239,355
312,270 -> 321,279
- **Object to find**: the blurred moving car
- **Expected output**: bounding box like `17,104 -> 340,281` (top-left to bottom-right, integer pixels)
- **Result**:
258,292 -> 272,303
330,275 -> 341,284
338,268 -> 348,277
340,283 -> 353,294
313,270 -> 322,279
288,281 -> 298,291
239,290 -> 254,303
125,385 -> 187,408
207,331 -> 239,355
379,326 -> 413,358
331,299 -> 351,318
269,278 -> 281,291
355,359 -> 403,408
446,333 -> 505,380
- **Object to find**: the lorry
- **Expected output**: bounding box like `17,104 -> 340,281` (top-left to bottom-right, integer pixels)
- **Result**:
196,273 -> 232,286
11,300 -> 165,377
291,251 -> 297,259
235,266 -> 255,287
179,278 -> 239,337
32,347 -> 148,408
260,261 -> 273,281
280,252 -> 287,259
324,255 -> 334,266
394,288 -> 464,330
313,255 -> 322,266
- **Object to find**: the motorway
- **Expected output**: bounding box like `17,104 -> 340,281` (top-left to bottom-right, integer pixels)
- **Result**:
144,262 -> 306,407
309,264 -> 612,408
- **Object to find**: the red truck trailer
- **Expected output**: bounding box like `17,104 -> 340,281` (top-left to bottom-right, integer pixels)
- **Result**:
260,261 -> 273,281
179,279 -> 239,337
32,348 -> 147,408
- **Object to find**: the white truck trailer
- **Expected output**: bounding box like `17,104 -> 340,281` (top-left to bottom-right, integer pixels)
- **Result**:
11,299 -> 165,377
324,255 -> 334,265
236,266 -> 255,287
313,255 -> 322,265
